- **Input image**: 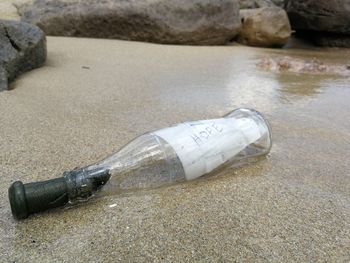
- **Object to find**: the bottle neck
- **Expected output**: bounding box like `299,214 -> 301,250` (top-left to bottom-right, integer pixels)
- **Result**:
64,167 -> 111,202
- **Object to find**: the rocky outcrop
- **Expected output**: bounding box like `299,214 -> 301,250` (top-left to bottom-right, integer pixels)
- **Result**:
285,0 -> 350,47
238,7 -> 291,47
0,20 -> 46,91
16,0 -> 241,45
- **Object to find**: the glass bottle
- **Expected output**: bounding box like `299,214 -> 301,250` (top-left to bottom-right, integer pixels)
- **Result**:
9,108 -> 272,219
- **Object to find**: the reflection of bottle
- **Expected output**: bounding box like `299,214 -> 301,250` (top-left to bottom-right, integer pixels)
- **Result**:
9,108 -> 272,219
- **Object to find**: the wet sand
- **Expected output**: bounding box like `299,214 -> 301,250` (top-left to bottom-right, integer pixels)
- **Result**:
0,37 -> 350,262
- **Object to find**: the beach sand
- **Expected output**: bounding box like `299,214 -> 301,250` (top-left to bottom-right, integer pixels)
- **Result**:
0,37 -> 349,262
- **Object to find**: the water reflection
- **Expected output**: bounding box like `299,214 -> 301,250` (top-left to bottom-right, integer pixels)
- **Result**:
156,45 -> 349,119
276,73 -> 323,99
275,72 -> 350,105
224,66 -> 279,114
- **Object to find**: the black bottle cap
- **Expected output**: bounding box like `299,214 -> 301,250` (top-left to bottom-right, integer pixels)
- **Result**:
8,181 -> 28,219
8,177 -> 69,219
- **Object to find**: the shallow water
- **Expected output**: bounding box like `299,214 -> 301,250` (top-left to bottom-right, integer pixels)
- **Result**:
0,37 -> 349,262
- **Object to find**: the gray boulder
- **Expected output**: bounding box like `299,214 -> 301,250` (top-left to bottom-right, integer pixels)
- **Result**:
238,7 -> 291,47
0,20 -> 46,91
285,0 -> 350,46
285,0 -> 350,34
16,0 -> 241,45
0,67 -> 7,91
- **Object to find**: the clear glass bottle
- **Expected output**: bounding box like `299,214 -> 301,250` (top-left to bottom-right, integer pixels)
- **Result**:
9,108 -> 272,219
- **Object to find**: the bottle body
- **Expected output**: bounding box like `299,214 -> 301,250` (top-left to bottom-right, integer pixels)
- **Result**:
89,134 -> 186,194
88,108 -> 272,195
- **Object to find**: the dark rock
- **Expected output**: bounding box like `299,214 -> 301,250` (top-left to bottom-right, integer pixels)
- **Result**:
0,20 -> 46,91
285,0 -> 350,47
16,0 -> 241,45
295,30 -> 350,48
238,7 -> 291,47
285,0 -> 350,34
314,34 -> 350,48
